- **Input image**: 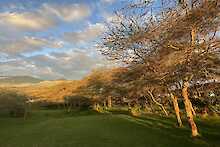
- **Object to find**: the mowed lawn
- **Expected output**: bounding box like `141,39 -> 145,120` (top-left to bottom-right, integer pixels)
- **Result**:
0,110 -> 219,147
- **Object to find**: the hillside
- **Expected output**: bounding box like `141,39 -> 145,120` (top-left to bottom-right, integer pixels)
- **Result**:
0,80 -> 82,102
0,76 -> 43,84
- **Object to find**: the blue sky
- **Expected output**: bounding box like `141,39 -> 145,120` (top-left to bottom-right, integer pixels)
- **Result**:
0,0 -> 123,80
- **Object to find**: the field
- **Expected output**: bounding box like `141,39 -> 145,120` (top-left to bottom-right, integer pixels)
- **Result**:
0,110 -> 219,147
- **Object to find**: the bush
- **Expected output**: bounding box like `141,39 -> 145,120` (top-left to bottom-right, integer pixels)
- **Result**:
64,95 -> 92,111
129,105 -> 141,117
0,90 -> 28,117
39,101 -> 64,109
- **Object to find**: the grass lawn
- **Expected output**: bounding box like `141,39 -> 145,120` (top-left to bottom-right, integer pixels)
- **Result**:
0,110 -> 219,147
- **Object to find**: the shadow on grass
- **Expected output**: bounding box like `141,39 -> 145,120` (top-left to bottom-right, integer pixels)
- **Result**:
114,110 -> 220,147
118,114 -> 213,146
108,108 -> 130,115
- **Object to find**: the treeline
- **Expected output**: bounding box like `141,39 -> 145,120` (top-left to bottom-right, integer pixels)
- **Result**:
0,90 -> 30,118
65,67 -> 220,115
97,0 -> 220,137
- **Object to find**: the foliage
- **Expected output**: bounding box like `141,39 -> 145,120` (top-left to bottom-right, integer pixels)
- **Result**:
64,95 -> 92,110
0,90 -> 28,117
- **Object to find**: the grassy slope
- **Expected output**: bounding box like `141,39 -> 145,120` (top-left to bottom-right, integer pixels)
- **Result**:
0,80 -> 80,102
0,110 -> 219,147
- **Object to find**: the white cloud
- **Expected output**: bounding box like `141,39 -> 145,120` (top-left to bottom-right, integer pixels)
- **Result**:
0,44 -> 113,80
0,2 -> 110,80
0,12 -> 55,31
0,36 -> 63,55
0,3 -> 91,32
63,23 -> 105,44
101,0 -> 116,4
102,11 -> 122,23
0,3 -> 92,55
42,3 -> 91,22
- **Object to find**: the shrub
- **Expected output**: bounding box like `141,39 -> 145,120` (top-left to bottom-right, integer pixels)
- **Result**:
0,90 -> 28,117
64,95 -> 92,111
39,101 -> 64,109
129,105 -> 141,117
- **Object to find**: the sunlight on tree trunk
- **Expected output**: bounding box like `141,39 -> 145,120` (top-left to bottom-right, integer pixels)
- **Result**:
182,81 -> 199,137
147,91 -> 168,116
93,102 -> 100,112
191,27 -> 196,47
170,93 -> 183,127
103,100 -> 107,109
189,100 -> 196,116
107,96 -> 112,108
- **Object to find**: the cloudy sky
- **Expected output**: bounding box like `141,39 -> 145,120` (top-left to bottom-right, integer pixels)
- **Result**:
0,0 -> 123,80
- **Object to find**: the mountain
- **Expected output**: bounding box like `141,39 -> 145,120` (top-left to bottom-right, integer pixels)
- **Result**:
0,76 -> 43,84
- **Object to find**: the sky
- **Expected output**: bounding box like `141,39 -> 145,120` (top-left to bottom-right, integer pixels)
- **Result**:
0,0 -> 124,80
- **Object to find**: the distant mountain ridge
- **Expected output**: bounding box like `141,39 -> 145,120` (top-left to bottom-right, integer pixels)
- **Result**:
0,76 -> 43,84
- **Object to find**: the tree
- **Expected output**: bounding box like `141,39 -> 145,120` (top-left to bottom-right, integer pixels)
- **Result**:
0,90 -> 29,118
73,68 -> 128,111
100,0 -> 220,137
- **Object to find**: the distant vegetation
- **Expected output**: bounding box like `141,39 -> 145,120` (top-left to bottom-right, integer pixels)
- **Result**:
0,90 -> 29,117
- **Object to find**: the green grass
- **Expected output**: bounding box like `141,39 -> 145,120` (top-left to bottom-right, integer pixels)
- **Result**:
0,110 -> 219,147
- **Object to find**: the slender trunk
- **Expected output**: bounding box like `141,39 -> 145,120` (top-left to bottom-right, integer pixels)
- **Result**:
170,93 -> 183,127
128,102 -> 132,112
182,81 -> 199,137
107,96 -> 112,108
92,102 -> 96,111
63,102 -> 66,110
93,102 -> 100,111
23,103 -> 28,120
143,103 -> 148,112
195,87 -> 201,97
67,106 -> 70,112
189,26 -> 197,117
144,96 -> 154,113
191,27 -> 196,46
202,106 -> 208,118
96,103 -> 100,111
103,100 -> 107,108
148,91 -> 168,116
189,100 -> 196,116
149,101 -> 155,113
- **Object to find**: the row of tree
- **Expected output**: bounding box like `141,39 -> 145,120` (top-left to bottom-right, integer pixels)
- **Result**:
64,65 -> 219,136
97,0 -> 220,137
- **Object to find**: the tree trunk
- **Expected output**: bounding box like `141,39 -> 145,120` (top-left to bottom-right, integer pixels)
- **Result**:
149,101 -> 155,113
191,27 -> 196,46
93,102 -> 97,111
93,103 -> 100,112
182,81 -> 199,137
202,106 -> 208,118
189,100 -> 196,116
107,96 -> 112,108
23,103 -> 29,120
144,96 -> 154,113
148,91 -> 168,116
186,26 -> 197,117
170,93 -> 183,127
103,100 -> 107,109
